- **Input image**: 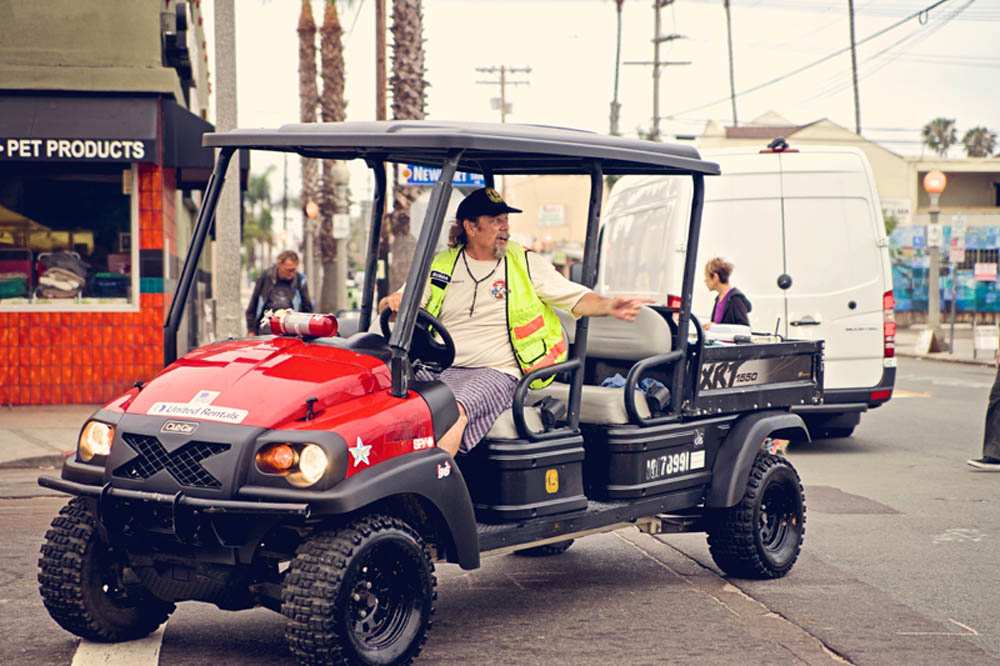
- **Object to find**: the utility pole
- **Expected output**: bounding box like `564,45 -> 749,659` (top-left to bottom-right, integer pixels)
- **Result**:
624,0 -> 690,141
375,0 -> 388,302
723,0 -> 738,127
848,0 -> 861,135
213,0 -> 241,338
610,0 -> 625,136
476,65 -> 531,124
376,0 -> 386,121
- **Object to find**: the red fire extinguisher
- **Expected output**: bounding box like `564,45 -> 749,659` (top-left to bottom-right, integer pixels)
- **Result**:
267,310 -> 338,338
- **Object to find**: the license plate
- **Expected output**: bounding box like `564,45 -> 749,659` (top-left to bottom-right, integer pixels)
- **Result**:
644,448 -> 706,482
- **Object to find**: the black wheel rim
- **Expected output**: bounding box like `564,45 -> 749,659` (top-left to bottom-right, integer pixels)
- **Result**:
347,540 -> 424,653
758,477 -> 801,560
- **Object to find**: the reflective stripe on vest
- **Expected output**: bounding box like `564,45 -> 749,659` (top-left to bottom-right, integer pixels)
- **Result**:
425,241 -> 567,388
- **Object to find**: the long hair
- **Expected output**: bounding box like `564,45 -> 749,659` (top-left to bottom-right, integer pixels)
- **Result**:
447,218 -> 470,247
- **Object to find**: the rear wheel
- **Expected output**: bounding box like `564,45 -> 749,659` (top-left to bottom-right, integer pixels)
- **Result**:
37,497 -> 175,642
513,539 -> 574,557
706,454 -> 806,579
282,515 -> 436,665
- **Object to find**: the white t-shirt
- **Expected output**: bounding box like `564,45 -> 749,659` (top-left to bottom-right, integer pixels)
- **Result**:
412,250 -> 591,377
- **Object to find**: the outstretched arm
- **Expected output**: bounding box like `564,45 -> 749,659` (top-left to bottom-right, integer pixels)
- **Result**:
572,293 -> 652,321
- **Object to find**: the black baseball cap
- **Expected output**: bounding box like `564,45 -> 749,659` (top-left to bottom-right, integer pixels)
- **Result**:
455,187 -> 522,221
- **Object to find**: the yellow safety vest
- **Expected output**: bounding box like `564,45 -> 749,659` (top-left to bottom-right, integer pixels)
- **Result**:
425,242 -> 567,388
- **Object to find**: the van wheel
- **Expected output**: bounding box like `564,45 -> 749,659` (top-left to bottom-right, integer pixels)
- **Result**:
706,454 -> 806,579
37,498 -> 175,642
513,540 -> 574,557
282,515 -> 436,666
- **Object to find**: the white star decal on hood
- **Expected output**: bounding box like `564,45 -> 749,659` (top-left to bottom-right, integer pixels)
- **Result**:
349,436 -> 372,467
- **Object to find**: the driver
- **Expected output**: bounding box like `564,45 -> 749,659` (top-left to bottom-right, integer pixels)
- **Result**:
378,187 -> 649,457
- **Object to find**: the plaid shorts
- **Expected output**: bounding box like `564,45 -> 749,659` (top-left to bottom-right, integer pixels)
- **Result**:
415,366 -> 518,453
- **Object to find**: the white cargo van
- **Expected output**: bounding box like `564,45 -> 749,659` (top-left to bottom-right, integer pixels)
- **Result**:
598,143 -> 895,438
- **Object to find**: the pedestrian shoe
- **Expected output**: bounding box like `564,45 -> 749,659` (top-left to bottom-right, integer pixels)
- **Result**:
966,457 -> 1000,472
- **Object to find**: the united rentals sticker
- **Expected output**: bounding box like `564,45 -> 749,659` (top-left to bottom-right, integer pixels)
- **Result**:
147,391 -> 248,425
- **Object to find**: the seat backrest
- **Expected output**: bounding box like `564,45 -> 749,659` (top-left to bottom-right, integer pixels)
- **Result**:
558,305 -> 671,361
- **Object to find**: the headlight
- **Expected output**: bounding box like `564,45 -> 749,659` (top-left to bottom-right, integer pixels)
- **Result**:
79,421 -> 115,461
255,442 -> 329,487
292,444 -> 328,486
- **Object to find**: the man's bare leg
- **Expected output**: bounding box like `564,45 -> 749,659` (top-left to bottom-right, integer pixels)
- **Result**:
438,403 -> 468,457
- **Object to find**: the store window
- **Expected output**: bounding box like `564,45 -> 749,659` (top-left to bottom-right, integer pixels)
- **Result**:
0,163 -> 138,311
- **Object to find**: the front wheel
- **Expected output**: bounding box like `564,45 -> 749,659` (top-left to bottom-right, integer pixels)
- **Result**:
37,497 -> 175,641
282,515 -> 436,666
706,454 -> 806,579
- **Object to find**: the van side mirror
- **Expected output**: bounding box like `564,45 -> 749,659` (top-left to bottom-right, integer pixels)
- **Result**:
777,274 -> 792,290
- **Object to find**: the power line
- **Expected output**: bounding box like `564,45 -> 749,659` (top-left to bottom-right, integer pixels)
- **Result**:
803,0 -> 975,105
668,0 -> 955,118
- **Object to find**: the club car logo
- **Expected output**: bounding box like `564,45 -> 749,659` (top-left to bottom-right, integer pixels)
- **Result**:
161,420 -> 198,435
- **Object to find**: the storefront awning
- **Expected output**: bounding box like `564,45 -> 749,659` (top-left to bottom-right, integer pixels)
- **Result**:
0,94 -> 244,191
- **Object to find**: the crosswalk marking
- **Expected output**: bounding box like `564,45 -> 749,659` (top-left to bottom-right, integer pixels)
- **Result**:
71,625 -> 165,666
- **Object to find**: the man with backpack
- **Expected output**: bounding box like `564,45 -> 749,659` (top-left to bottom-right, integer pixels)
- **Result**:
245,250 -> 314,334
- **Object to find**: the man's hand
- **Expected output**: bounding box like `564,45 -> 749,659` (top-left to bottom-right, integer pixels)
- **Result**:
572,293 -> 654,320
377,292 -> 403,313
606,296 -> 653,321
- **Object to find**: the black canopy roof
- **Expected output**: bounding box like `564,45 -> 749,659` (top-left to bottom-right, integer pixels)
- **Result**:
203,120 -> 719,176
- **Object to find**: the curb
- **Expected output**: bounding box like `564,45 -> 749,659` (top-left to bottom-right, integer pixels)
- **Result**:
896,350 -> 994,367
0,454 -> 67,470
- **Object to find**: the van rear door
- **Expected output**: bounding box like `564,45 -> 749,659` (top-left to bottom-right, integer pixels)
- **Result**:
692,154 -> 785,335
778,151 -> 885,389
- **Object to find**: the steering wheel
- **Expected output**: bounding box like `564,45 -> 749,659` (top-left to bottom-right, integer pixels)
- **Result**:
379,307 -> 456,372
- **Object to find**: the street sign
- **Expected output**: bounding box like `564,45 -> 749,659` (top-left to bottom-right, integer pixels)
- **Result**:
950,215 -> 967,251
333,214 -> 350,240
400,163 -> 485,188
926,224 -> 943,248
975,262 -> 998,282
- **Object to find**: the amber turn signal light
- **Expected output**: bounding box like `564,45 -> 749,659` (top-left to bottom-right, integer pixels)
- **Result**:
256,443 -> 297,474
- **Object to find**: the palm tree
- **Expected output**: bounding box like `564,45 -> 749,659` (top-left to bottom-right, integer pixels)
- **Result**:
921,117 -> 957,157
298,0 -> 320,290
243,168 -> 276,277
318,0 -> 349,310
390,0 -> 426,215
962,126 -> 997,158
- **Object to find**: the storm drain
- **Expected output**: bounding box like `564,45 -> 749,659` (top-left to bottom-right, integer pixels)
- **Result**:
114,433 -> 230,488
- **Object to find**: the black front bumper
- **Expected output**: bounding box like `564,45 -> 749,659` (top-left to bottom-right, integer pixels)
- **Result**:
38,475 -> 310,516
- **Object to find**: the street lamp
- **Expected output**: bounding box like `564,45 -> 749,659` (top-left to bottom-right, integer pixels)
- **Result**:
304,200 -> 320,300
923,170 -> 947,348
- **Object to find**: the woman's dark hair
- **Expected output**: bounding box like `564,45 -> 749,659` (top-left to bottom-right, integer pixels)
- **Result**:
705,257 -> 734,284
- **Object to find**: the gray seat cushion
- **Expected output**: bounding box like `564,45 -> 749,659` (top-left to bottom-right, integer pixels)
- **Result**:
530,382 -> 650,425
486,406 -> 545,440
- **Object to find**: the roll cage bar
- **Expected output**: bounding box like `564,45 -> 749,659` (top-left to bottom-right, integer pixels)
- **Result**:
166,121 -> 718,433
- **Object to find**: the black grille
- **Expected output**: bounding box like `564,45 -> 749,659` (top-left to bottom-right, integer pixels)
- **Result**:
114,433 -> 230,489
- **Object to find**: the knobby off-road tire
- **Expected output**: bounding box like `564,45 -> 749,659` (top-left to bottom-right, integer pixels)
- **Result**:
282,515 -> 436,666
37,497 -> 175,642
706,453 -> 806,579
513,539 -> 575,557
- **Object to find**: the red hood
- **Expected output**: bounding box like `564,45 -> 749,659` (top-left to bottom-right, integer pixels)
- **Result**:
124,337 -> 391,429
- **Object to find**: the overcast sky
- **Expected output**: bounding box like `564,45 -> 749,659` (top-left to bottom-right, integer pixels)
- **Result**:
201,0 -> 999,222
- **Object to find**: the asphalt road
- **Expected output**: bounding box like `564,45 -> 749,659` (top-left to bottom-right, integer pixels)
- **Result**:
1,357 -> 997,665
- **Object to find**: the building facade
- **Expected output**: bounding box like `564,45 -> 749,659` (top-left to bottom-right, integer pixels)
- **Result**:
0,0 -> 221,405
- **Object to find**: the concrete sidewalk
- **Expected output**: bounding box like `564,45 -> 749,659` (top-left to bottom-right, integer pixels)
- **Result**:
896,323 -> 996,366
0,405 -> 99,468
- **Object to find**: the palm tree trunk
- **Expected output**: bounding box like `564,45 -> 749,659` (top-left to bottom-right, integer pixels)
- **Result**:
390,0 -> 426,215
319,0 -> 347,311
298,0 -> 320,298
